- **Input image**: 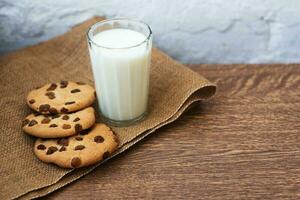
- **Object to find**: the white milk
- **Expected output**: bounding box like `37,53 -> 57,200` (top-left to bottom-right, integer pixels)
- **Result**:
89,28 -> 151,121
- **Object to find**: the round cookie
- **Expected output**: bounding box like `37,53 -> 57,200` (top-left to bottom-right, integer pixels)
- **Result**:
23,107 -> 96,138
34,123 -> 119,168
27,81 -> 95,114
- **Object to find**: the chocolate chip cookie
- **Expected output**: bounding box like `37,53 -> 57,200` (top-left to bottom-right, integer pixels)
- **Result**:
27,81 -> 96,114
34,123 -> 119,168
23,107 -> 96,138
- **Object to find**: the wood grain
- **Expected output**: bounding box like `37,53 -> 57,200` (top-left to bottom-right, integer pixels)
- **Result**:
41,64 -> 300,200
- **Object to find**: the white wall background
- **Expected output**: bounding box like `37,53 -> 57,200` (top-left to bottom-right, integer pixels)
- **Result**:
1,0 -> 300,64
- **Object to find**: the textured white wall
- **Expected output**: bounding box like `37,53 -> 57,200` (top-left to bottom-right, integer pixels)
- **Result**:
1,0 -> 300,64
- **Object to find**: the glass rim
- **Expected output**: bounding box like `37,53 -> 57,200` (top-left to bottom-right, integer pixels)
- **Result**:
86,18 -> 152,50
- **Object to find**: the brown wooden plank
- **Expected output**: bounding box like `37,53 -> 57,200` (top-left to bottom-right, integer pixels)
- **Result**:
42,64 -> 300,200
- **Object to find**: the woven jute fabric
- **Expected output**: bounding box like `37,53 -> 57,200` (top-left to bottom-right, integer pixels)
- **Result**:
0,17 -> 216,200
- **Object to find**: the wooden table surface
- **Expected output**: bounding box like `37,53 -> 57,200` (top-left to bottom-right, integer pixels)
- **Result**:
42,64 -> 300,200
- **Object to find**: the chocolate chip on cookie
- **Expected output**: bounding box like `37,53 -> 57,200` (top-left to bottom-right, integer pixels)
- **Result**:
75,124 -> 83,133
57,138 -> 69,146
76,82 -> 86,85
22,119 -> 30,127
46,146 -> 58,155
49,124 -> 58,128
49,107 -> 58,114
29,99 -> 35,104
60,80 -> 68,88
94,135 -> 104,143
73,117 -> 80,122
47,83 -> 57,91
75,136 -> 83,141
71,89 -> 81,93
37,144 -> 46,150
39,104 -> 50,113
62,124 -> 71,129
29,120 -> 38,127
41,117 -> 51,124
51,114 -> 60,119
65,101 -> 75,105
60,107 -> 68,113
74,145 -> 85,151
62,115 -> 69,120
59,146 -> 67,152
71,157 -> 82,168
45,91 -> 55,100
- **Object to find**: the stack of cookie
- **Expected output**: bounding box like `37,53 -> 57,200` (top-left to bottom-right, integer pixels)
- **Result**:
22,81 -> 119,168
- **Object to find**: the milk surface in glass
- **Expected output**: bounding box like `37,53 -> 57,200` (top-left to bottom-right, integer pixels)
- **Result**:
88,27 -> 151,124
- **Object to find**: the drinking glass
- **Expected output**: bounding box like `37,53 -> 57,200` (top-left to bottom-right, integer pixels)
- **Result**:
87,18 -> 152,126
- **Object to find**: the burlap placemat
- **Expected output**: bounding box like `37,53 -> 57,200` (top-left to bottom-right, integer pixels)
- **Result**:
0,17 -> 216,200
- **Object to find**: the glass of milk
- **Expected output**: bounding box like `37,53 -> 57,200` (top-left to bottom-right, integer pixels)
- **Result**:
87,18 -> 152,126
